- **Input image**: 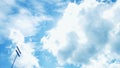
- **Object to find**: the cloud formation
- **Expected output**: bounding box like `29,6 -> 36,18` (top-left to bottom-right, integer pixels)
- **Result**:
1,0 -> 120,68
0,0 -> 69,68
0,0 -> 66,68
9,29 -> 40,68
41,0 -> 120,67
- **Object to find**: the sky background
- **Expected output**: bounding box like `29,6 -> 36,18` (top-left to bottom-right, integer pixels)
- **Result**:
0,0 -> 120,68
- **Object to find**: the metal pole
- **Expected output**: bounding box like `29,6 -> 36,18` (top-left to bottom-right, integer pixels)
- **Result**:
11,46 -> 21,68
11,54 -> 17,68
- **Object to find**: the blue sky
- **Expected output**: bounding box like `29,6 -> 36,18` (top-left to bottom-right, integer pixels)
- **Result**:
0,0 -> 120,68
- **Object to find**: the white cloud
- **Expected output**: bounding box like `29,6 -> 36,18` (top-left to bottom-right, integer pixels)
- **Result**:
9,7 -> 54,37
9,29 -> 40,68
0,0 -> 59,68
41,0 -> 120,67
82,44 -> 120,68
101,0 -> 120,22
0,0 -> 71,68
0,0 -> 14,20
0,0 -> 55,37
1,0 -> 120,68
6,1 -> 56,67
9,11 -> 38,36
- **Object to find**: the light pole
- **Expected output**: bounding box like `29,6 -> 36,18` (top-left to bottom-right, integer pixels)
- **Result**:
11,46 -> 21,68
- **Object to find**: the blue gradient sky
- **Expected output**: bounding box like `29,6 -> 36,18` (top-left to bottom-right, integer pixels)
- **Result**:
0,0 -> 120,68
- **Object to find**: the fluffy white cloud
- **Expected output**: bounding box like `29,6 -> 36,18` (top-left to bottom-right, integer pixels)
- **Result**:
0,0 -> 87,68
0,0 -> 68,68
82,44 -> 120,68
9,9 -> 39,36
41,0 -> 120,67
9,29 -> 40,68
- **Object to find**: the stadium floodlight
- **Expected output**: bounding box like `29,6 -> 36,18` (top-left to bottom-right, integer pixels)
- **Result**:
16,46 -> 21,54
11,46 -> 21,68
16,50 -> 20,57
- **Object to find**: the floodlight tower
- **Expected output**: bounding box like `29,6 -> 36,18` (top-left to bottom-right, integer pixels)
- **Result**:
11,46 -> 21,68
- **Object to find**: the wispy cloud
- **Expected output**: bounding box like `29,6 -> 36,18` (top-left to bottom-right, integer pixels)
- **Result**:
9,29 -> 40,68
0,0 -> 61,68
